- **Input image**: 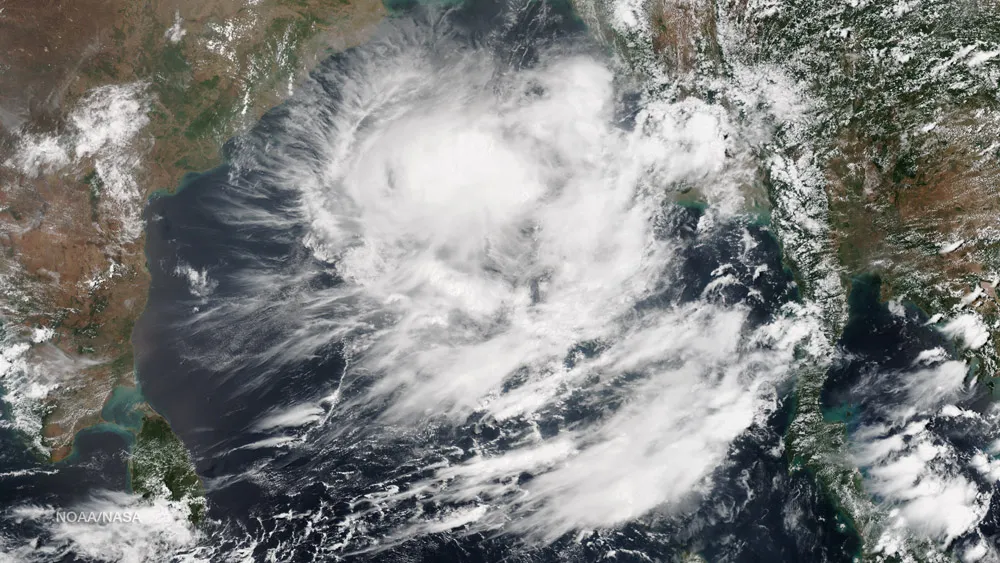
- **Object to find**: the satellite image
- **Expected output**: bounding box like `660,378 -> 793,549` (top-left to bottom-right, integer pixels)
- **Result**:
1,0 -> 1000,560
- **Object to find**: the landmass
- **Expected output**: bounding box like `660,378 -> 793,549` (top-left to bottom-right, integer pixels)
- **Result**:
0,0 -> 384,515
130,414 -> 205,524
582,0 -> 1000,558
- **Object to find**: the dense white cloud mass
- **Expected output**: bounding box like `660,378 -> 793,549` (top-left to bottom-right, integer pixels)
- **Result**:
4,491 -> 199,563
152,19 -> 825,550
1,4 -> 859,561
849,350 -> 1000,554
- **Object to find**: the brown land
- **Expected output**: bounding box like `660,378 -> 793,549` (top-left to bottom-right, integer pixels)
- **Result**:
0,0 -> 384,461
826,106 -> 1000,323
649,0 -> 722,75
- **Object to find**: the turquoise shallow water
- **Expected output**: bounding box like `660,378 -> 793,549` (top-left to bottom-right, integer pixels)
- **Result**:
100,386 -> 146,432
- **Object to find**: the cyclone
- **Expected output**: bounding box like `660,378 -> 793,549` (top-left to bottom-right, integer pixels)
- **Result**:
0,0 -> 861,561
129,2 -> 851,560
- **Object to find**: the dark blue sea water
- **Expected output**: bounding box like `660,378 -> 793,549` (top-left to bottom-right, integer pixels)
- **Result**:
0,425 -> 131,552
820,275 -> 1000,556
136,175 -> 860,561
12,0 -> 988,560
